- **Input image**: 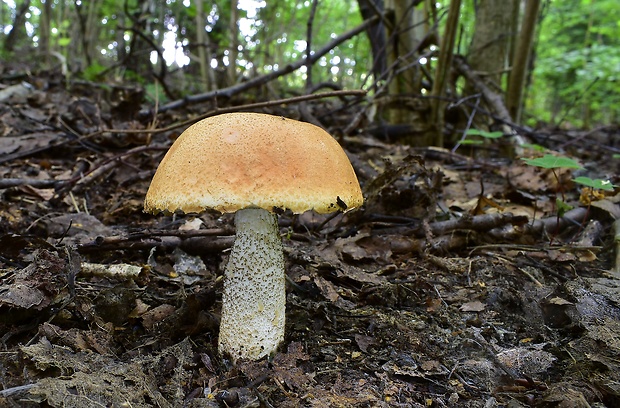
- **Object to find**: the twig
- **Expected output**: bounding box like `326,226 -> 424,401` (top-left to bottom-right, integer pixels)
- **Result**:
0,383 -> 35,398
0,90 -> 366,166
77,234 -> 234,254
152,15 -> 378,113
0,178 -> 61,188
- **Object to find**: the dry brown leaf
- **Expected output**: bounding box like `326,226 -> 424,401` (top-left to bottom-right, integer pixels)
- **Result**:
460,300 -> 486,312
313,275 -> 340,302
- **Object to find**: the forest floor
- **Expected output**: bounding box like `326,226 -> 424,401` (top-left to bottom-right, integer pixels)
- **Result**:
1,75 -> 620,408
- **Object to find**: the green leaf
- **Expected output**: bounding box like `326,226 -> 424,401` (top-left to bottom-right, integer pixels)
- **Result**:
573,176 -> 617,191
58,37 -> 71,47
556,198 -> 573,217
521,154 -> 583,169
465,129 -> 503,139
82,62 -> 106,81
520,143 -> 546,152
459,139 -> 484,145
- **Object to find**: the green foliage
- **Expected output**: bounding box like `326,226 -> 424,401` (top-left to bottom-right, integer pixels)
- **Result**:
573,176 -> 617,191
247,0 -> 368,90
58,37 -> 71,47
82,62 -> 107,81
556,197 -> 573,217
465,129 -> 503,139
519,143 -> 547,152
459,139 -> 483,145
144,82 -> 169,105
521,155 -> 615,202
457,129 -> 503,147
1,0 -> 615,125
528,0 -> 620,126
521,154 -> 583,169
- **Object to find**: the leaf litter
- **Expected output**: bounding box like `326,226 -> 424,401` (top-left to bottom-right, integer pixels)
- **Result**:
0,75 -> 620,407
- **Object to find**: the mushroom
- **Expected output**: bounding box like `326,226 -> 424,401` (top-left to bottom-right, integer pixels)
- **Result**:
144,112 -> 363,362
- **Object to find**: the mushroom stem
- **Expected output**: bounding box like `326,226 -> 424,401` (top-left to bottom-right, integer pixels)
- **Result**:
218,208 -> 286,362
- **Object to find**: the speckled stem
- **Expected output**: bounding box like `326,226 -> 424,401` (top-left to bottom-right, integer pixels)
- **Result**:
218,208 -> 286,362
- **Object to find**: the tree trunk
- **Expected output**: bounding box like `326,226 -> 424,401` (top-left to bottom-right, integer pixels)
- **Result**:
3,0 -> 31,53
429,0 -> 462,147
39,0 -> 52,66
358,0 -> 387,83
468,0 -> 517,91
195,0 -> 209,92
506,0 -> 541,123
383,0 -> 429,146
227,0 -> 240,87
125,0 -> 156,79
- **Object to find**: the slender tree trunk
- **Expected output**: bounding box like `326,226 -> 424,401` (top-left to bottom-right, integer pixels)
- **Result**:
227,0 -> 239,86
456,0 -> 517,145
85,0 -> 103,66
195,0 -> 209,92
429,0 -> 461,147
506,0 -> 541,123
358,0 -> 387,84
468,0 -> 516,90
39,0 -> 52,65
125,0 -> 156,79
116,13 -> 127,64
75,0 -> 101,67
506,0 -> 521,87
383,0 -> 429,145
3,0 -> 31,53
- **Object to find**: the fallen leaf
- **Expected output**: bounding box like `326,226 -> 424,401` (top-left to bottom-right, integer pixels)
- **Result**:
460,300 -> 486,312
354,334 -> 378,353
314,275 -> 340,302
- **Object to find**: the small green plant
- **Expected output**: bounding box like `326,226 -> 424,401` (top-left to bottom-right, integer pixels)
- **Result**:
519,143 -> 548,152
521,154 -> 582,170
521,155 -> 616,192
460,129 -> 503,144
454,128 -> 503,151
82,62 -> 107,82
521,154 -> 616,242
521,155 -> 581,215
573,176 -> 617,191
465,129 -> 504,139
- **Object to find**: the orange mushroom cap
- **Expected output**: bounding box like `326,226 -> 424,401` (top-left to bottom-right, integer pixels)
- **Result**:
144,112 -> 363,215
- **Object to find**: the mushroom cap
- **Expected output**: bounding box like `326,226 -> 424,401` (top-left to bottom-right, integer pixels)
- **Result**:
144,112 -> 363,215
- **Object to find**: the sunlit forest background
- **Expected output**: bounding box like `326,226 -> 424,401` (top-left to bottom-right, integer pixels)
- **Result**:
2,0 -> 618,137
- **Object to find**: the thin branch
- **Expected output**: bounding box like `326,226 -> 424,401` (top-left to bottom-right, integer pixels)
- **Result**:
0,90 -> 365,165
150,15 -> 379,113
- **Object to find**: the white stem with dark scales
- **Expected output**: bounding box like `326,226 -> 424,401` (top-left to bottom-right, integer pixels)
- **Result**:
218,208 -> 286,362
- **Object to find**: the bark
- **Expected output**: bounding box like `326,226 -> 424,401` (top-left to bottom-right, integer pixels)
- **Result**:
195,0 -> 209,92
381,0 -> 432,146
429,0 -> 462,147
358,0 -> 387,82
506,0 -> 541,123
39,0 -> 52,65
468,0 -> 517,90
3,0 -> 31,53
227,0 -> 240,87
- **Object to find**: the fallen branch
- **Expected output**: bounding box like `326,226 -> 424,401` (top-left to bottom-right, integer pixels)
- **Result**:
0,90 -> 366,166
151,15 -> 378,113
77,229 -> 234,255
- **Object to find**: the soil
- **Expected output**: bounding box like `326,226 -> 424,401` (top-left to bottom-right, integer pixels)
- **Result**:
1,76 -> 620,408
